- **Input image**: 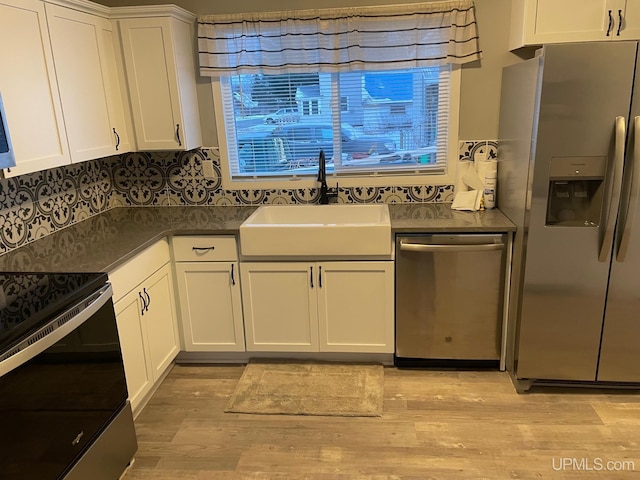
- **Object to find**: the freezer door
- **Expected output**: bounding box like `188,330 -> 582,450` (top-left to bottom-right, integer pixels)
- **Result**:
598,54 -> 640,382
515,42 -> 637,382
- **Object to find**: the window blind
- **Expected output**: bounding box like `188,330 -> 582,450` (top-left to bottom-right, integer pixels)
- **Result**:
220,67 -> 451,179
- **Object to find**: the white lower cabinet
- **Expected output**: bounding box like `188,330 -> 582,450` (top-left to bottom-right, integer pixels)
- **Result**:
317,262 -> 394,353
172,236 -> 245,352
175,262 -> 245,351
241,263 -> 319,352
143,264 -> 180,378
241,261 -> 394,353
110,240 -> 179,414
113,288 -> 153,411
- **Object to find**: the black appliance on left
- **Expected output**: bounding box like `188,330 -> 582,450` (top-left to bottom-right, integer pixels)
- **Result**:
0,272 -> 137,480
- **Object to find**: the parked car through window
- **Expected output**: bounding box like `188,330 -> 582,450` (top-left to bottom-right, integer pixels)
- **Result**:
273,123 -> 396,162
263,108 -> 300,124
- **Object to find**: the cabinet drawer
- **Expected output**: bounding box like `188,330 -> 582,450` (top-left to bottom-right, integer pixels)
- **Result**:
109,239 -> 170,302
172,235 -> 238,262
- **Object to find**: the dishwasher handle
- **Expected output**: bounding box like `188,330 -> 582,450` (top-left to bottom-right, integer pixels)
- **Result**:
399,241 -> 504,253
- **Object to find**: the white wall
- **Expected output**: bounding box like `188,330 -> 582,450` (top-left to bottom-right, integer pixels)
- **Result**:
101,0 -> 523,145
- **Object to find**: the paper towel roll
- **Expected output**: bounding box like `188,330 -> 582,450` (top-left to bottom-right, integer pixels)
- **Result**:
462,164 -> 485,191
455,161 -> 472,193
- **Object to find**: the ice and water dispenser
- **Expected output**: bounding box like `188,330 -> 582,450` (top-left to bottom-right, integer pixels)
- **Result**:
546,157 -> 607,226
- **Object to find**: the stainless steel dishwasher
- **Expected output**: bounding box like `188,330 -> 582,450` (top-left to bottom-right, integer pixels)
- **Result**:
395,233 -> 507,366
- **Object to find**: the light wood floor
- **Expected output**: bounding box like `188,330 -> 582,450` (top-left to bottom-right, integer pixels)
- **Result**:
123,364 -> 640,479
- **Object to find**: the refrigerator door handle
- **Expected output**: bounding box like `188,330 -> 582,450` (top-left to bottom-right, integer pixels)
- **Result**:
599,116 -> 626,262
616,115 -> 640,262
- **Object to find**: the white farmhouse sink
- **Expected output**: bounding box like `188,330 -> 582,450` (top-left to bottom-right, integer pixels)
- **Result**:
239,204 -> 391,258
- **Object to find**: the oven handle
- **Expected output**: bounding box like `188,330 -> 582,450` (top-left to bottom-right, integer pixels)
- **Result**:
0,283 -> 113,377
399,241 -> 504,253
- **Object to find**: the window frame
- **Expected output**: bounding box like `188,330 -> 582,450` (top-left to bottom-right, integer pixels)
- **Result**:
211,66 -> 460,190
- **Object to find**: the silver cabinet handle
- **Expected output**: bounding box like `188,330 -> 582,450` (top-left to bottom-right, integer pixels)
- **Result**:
600,116 -> 626,262
617,116 -> 640,262
400,241 -> 503,253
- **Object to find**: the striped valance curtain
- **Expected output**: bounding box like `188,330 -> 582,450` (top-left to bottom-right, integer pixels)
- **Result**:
197,0 -> 481,76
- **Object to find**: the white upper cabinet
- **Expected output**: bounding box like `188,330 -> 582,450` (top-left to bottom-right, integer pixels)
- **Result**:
45,3 -> 130,163
617,0 -> 640,39
115,7 -> 202,151
0,0 -> 70,177
510,0 -> 640,50
1,0 -> 202,178
100,19 -> 132,154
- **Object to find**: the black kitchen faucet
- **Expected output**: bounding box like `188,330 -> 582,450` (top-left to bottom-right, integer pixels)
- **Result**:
317,150 -> 338,204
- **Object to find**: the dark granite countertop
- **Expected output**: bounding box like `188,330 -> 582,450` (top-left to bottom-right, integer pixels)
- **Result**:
0,204 -> 514,273
388,203 -> 515,233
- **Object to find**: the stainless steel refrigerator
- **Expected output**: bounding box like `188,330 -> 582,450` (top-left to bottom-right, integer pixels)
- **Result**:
498,42 -> 640,391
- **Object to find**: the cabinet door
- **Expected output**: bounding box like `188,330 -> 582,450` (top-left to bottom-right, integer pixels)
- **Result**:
109,238 -> 171,303
118,16 -> 201,151
240,262 -> 318,352
617,0 -> 640,39
114,289 -> 153,414
533,0 -> 613,41
317,262 -> 394,353
46,5 -> 126,163
175,262 -> 245,352
100,20 -> 131,155
511,0 -> 615,48
143,263 -> 180,380
0,0 -> 69,177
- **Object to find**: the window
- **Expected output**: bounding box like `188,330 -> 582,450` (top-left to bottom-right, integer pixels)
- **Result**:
200,1 -> 480,188
216,67 -> 457,184
340,96 -> 349,113
301,100 -> 321,116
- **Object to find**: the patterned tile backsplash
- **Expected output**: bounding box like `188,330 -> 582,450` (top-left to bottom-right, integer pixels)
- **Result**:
0,141 -> 491,255
108,148 -> 456,207
458,140 -> 498,163
0,158 -> 115,255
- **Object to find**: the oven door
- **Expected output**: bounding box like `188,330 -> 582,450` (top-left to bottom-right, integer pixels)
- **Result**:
0,284 -> 129,479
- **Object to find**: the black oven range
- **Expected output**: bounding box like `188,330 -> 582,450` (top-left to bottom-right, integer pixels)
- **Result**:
0,272 -> 137,480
